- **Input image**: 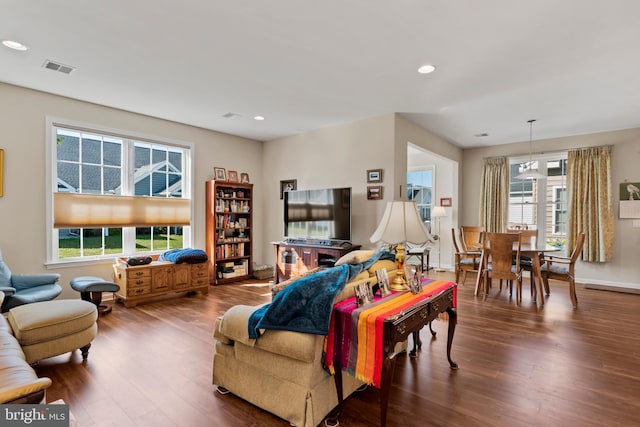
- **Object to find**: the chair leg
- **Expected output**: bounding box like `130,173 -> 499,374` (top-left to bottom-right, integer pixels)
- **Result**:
569,278 -> 578,308
542,274 -> 550,299
530,270 -> 535,296
517,277 -> 523,306
482,273 -> 488,301
455,267 -> 460,284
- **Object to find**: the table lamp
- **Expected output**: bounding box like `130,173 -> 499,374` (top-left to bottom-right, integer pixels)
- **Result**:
370,201 -> 435,290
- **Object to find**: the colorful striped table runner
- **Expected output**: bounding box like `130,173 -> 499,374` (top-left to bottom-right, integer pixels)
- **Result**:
323,279 -> 456,388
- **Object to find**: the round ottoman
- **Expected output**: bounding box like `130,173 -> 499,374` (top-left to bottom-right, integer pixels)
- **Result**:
7,299 -> 98,365
70,276 -> 120,315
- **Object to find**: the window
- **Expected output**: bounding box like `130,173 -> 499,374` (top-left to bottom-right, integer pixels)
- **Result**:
508,154 -> 567,249
407,169 -> 433,231
48,121 -> 192,262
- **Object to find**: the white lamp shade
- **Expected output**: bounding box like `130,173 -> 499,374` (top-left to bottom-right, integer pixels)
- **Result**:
370,201 -> 435,244
431,206 -> 447,218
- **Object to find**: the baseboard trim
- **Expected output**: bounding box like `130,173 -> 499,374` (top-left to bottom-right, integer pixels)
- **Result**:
583,282 -> 640,294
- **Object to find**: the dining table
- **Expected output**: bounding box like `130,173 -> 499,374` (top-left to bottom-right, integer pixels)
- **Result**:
473,241 -> 561,307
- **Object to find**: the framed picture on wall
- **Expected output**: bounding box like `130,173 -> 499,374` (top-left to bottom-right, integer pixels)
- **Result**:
228,170 -> 239,182
280,179 -> 297,199
367,185 -> 383,200
440,197 -> 452,207
214,167 -> 226,181
240,172 -> 250,183
367,169 -> 383,183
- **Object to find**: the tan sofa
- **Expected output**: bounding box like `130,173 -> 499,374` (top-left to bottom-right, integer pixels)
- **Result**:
212,253 -> 398,427
0,292 -> 52,404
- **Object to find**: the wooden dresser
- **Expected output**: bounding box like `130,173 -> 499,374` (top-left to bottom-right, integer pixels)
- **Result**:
112,259 -> 209,307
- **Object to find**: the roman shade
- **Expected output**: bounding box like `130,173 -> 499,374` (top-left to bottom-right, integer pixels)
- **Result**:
54,193 -> 190,228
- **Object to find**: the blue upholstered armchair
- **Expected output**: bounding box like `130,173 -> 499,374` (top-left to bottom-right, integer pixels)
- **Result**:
0,249 -> 62,312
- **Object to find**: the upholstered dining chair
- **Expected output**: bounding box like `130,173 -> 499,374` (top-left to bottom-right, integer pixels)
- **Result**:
540,232 -> 586,308
481,232 -> 523,304
451,228 -> 480,285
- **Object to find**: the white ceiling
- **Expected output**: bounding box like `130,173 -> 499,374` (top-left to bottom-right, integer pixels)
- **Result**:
2,1 -> 640,148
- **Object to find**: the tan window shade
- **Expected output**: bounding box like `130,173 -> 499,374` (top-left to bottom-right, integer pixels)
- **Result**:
54,193 -> 191,228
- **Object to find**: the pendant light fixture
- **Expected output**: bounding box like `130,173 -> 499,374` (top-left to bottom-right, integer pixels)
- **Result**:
516,119 -> 546,180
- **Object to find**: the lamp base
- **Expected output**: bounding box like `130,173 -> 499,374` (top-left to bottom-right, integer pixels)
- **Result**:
390,271 -> 408,291
391,244 -> 408,291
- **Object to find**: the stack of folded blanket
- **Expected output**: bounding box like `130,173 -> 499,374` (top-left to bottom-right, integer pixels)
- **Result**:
158,248 -> 209,264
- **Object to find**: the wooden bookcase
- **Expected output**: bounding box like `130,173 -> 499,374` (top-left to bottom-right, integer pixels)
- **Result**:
205,180 -> 253,284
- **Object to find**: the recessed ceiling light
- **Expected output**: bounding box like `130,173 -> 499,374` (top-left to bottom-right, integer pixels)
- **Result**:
2,40 -> 28,51
254,115 -> 265,121
417,64 -> 436,74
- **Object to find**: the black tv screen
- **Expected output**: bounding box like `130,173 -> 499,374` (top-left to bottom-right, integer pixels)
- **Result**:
284,187 -> 352,242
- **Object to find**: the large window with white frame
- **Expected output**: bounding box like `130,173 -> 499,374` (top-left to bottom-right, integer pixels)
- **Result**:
48,121 -> 192,262
508,154 -> 567,250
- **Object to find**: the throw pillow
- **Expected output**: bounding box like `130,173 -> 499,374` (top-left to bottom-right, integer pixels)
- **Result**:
334,250 -> 375,266
367,259 -> 397,277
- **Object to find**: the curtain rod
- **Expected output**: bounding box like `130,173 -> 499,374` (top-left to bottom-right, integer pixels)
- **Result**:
483,144 -> 612,160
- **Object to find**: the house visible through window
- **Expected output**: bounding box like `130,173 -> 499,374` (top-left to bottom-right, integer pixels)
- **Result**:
50,123 -> 192,261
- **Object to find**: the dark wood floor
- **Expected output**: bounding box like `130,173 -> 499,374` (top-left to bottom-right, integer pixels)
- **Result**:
36,271 -> 640,427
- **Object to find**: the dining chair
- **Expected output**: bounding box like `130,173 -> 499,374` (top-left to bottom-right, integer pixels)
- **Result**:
540,232 -> 586,308
507,228 -> 538,294
481,232 -> 523,304
460,226 -> 485,252
451,228 -> 480,285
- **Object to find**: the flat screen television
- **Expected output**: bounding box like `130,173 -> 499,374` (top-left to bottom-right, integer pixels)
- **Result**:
284,187 -> 352,243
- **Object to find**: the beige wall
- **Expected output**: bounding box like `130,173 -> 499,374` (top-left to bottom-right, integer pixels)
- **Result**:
0,83 -> 263,299
262,114 -> 396,256
462,128 -> 640,290
261,113 -> 462,266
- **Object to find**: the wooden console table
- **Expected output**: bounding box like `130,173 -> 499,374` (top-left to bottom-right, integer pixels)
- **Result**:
272,241 -> 361,283
324,281 -> 458,427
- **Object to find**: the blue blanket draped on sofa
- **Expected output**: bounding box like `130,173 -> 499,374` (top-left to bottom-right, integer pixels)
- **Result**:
247,251 -> 394,339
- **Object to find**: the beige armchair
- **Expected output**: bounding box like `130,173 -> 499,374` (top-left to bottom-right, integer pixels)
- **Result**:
212,255 -> 398,427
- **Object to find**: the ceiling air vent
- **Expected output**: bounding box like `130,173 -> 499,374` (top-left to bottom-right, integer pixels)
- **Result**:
43,60 -> 75,74
222,112 -> 241,119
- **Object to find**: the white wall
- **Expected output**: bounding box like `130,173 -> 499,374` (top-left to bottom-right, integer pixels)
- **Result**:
395,116 -> 462,272
0,83 -> 263,299
462,128 -> 640,291
407,145 -> 458,270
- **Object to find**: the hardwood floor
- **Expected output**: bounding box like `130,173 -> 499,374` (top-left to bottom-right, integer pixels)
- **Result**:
36,271 -> 640,427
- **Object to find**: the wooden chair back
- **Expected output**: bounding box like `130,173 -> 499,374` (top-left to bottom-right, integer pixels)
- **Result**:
451,228 -> 480,284
461,226 -> 484,252
483,232 -> 521,281
507,228 -> 538,243
568,232 -> 586,266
